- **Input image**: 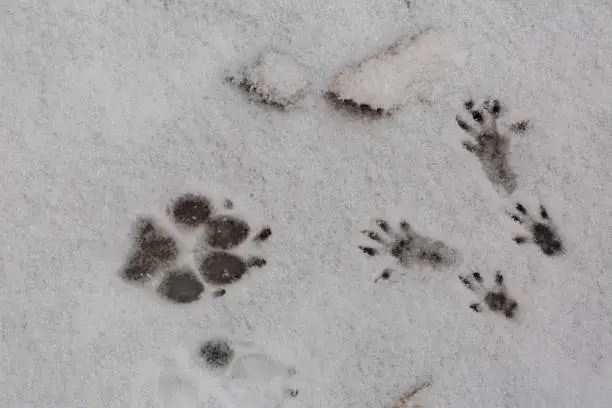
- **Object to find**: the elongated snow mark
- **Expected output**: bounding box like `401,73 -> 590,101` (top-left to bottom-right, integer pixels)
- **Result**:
328,27 -> 469,116
118,192 -> 272,303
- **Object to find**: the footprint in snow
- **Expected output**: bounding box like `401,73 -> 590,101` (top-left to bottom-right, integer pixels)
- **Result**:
506,201 -> 564,256
130,336 -> 299,408
359,218 -> 460,282
118,192 -> 272,303
458,270 -> 519,319
455,97 -> 529,195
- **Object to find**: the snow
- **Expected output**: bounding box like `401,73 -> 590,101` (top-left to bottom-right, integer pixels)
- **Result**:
1,0 -> 612,407
328,27 -> 469,112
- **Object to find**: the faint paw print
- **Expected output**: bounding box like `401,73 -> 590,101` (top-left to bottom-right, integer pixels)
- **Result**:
456,98 -> 528,194
359,218 -> 460,281
507,202 -> 564,256
119,192 -> 272,303
197,336 -> 300,407
458,270 -> 518,319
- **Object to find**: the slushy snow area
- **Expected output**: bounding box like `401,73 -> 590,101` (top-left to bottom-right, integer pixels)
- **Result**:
1,0 -> 612,407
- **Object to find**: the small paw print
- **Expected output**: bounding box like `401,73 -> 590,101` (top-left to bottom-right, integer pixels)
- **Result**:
359,218 -> 459,281
456,98 -> 527,194
507,202 -> 564,256
458,270 -> 518,319
119,192 -> 272,303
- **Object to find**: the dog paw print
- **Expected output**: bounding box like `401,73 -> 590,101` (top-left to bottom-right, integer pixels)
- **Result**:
120,217 -> 181,283
119,192 -> 271,303
507,202 -> 564,256
193,211 -> 271,288
359,218 -> 460,281
197,336 -> 300,406
456,98 -> 528,195
458,270 -> 518,319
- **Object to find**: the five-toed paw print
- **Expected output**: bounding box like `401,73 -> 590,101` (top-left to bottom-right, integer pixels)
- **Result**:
456,98 -> 528,194
359,218 -> 460,281
119,192 -> 272,303
458,270 -> 518,319
507,202 -> 564,256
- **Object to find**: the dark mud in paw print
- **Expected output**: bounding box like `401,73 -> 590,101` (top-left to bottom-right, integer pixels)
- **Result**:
120,217 -> 180,283
459,270 -> 518,319
204,215 -> 250,249
118,192 -> 271,304
199,337 -> 235,369
359,218 -> 460,281
507,202 -> 564,256
157,267 -> 205,304
197,219 -> 271,286
456,98 -> 529,194
168,193 -> 213,228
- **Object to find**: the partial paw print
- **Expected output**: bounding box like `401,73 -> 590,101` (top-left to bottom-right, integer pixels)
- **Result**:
198,336 -> 299,404
507,202 -> 564,256
456,98 -> 529,194
119,192 -> 272,303
120,217 -> 181,283
458,270 -> 518,319
131,336 -> 300,408
359,218 -> 460,281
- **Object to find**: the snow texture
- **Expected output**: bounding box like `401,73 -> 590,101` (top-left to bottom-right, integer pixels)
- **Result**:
2,0 -> 612,407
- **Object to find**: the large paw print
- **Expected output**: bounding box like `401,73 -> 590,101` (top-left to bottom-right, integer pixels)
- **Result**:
456,98 -> 528,195
119,192 -> 271,303
458,270 -> 518,319
359,218 -> 460,281
507,202 -> 564,256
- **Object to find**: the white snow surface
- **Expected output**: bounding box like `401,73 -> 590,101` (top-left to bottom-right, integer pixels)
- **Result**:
1,0 -> 612,407
329,27 -> 469,111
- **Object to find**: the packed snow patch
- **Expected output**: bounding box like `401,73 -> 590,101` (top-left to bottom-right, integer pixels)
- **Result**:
328,27 -> 469,113
228,50 -> 310,110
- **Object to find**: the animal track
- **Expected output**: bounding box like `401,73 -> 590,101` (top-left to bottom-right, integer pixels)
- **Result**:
197,336 -> 300,407
119,192 -> 272,303
120,217 -> 180,283
157,267 -> 205,304
359,218 -> 459,281
458,270 -> 518,319
226,50 -> 310,111
507,202 -> 564,256
168,193 -> 213,228
456,98 -> 529,194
